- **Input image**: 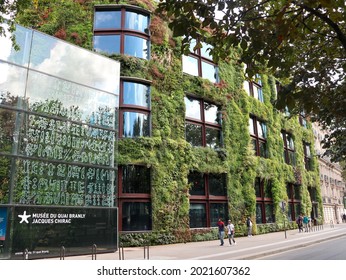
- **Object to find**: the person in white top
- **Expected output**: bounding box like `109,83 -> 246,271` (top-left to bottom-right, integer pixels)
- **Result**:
227,220 -> 236,245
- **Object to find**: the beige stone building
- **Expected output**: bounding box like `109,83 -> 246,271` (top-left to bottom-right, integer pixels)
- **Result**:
312,123 -> 346,224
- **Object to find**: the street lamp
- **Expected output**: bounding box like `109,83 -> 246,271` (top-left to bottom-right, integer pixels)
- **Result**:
279,201 -> 287,239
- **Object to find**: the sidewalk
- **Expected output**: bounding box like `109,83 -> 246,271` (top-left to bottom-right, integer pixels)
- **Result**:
53,223 -> 346,260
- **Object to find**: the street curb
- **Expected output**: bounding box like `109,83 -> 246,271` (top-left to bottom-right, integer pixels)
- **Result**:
239,233 -> 346,260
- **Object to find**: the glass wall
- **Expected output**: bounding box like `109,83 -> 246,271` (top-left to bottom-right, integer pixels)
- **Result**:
0,24 -> 120,259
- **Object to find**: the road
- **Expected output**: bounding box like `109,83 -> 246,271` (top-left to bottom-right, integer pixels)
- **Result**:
259,235 -> 346,260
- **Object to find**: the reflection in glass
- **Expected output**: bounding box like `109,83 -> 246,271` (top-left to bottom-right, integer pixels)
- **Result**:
202,61 -> 217,83
205,127 -> 221,149
0,62 -> 28,102
200,42 -> 212,60
125,11 -> 149,33
259,141 -> 267,158
265,204 -> 275,223
94,11 -> 121,29
210,203 -> 227,226
185,123 -> 202,146
257,121 -> 267,139
256,203 -> 263,224
204,103 -> 219,124
124,35 -> 149,59
188,172 -> 205,195
0,24 -> 32,67
0,156 -> 11,204
123,82 -> 150,107
122,165 -> 150,193
123,111 -> 149,137
189,203 -> 206,228
122,202 -> 152,231
209,174 -> 226,196
249,118 -> 255,134
94,35 -> 120,55
182,55 -> 198,76
184,97 -> 201,120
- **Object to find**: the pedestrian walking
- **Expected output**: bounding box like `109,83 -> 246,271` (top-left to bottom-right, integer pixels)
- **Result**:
246,217 -> 253,237
217,218 -> 225,246
227,220 -> 236,245
303,214 -> 309,232
296,214 -> 303,233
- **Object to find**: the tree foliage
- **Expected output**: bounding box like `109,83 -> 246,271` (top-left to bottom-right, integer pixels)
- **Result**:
158,0 -> 346,162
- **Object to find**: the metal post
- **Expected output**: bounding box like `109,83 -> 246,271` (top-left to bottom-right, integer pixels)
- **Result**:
23,248 -> 29,260
92,244 -> 97,260
60,246 -> 65,260
118,246 -> 124,260
144,245 -> 149,259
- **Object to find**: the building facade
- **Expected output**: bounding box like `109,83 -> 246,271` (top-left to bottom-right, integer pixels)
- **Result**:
312,123 -> 346,224
1,0 -> 323,253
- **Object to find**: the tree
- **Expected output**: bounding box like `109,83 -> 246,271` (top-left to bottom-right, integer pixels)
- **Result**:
158,0 -> 346,162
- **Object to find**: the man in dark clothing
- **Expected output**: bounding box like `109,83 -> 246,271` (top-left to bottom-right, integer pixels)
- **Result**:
217,218 -> 225,246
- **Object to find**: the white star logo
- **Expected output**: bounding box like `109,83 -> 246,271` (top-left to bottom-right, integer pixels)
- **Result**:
18,211 -> 31,224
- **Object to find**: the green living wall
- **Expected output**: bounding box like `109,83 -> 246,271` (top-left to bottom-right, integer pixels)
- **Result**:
16,0 -> 322,246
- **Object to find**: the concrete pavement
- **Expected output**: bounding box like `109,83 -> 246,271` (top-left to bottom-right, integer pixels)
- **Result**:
53,223 -> 346,260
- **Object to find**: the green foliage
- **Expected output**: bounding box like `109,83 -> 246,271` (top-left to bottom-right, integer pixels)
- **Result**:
7,0 -> 324,245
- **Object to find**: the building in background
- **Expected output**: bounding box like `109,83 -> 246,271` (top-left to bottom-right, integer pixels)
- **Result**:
312,123 -> 346,224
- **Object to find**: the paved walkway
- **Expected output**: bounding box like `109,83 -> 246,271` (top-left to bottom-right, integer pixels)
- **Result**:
55,223 -> 346,260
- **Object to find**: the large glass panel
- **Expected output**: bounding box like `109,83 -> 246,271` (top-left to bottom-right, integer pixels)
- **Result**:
11,158 -> 116,206
182,55 -> 198,76
205,127 -> 221,149
30,31 -> 120,94
125,11 -> 149,33
184,97 -> 201,120
189,203 -> 206,228
123,111 -> 149,137
209,174 -> 226,196
288,151 -> 296,166
26,71 -> 118,125
201,61 -> 218,83
123,82 -> 150,107
124,35 -> 149,59
122,165 -> 150,194
0,108 -> 20,153
94,11 -> 121,29
93,35 -> 121,56
286,134 -> 294,150
185,123 -> 202,146
0,62 -> 27,105
265,204 -> 275,223
188,172 -> 205,195
0,156 -> 11,204
294,203 -> 301,219
204,103 -> 219,124
0,24 -> 32,67
210,203 -> 227,226
122,202 -> 152,231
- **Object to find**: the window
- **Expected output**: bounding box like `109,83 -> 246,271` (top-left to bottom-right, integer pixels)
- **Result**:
182,40 -> 219,83
119,79 -> 151,138
93,6 -> 150,59
118,165 -> 151,231
188,172 -> 228,228
286,183 -> 301,222
249,116 -> 267,157
308,187 -> 319,220
243,73 -> 264,102
185,96 -> 222,148
303,142 -> 312,171
282,131 -> 295,165
255,178 -> 275,224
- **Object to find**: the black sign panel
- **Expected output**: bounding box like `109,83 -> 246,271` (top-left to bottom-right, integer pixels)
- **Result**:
8,206 -> 117,259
